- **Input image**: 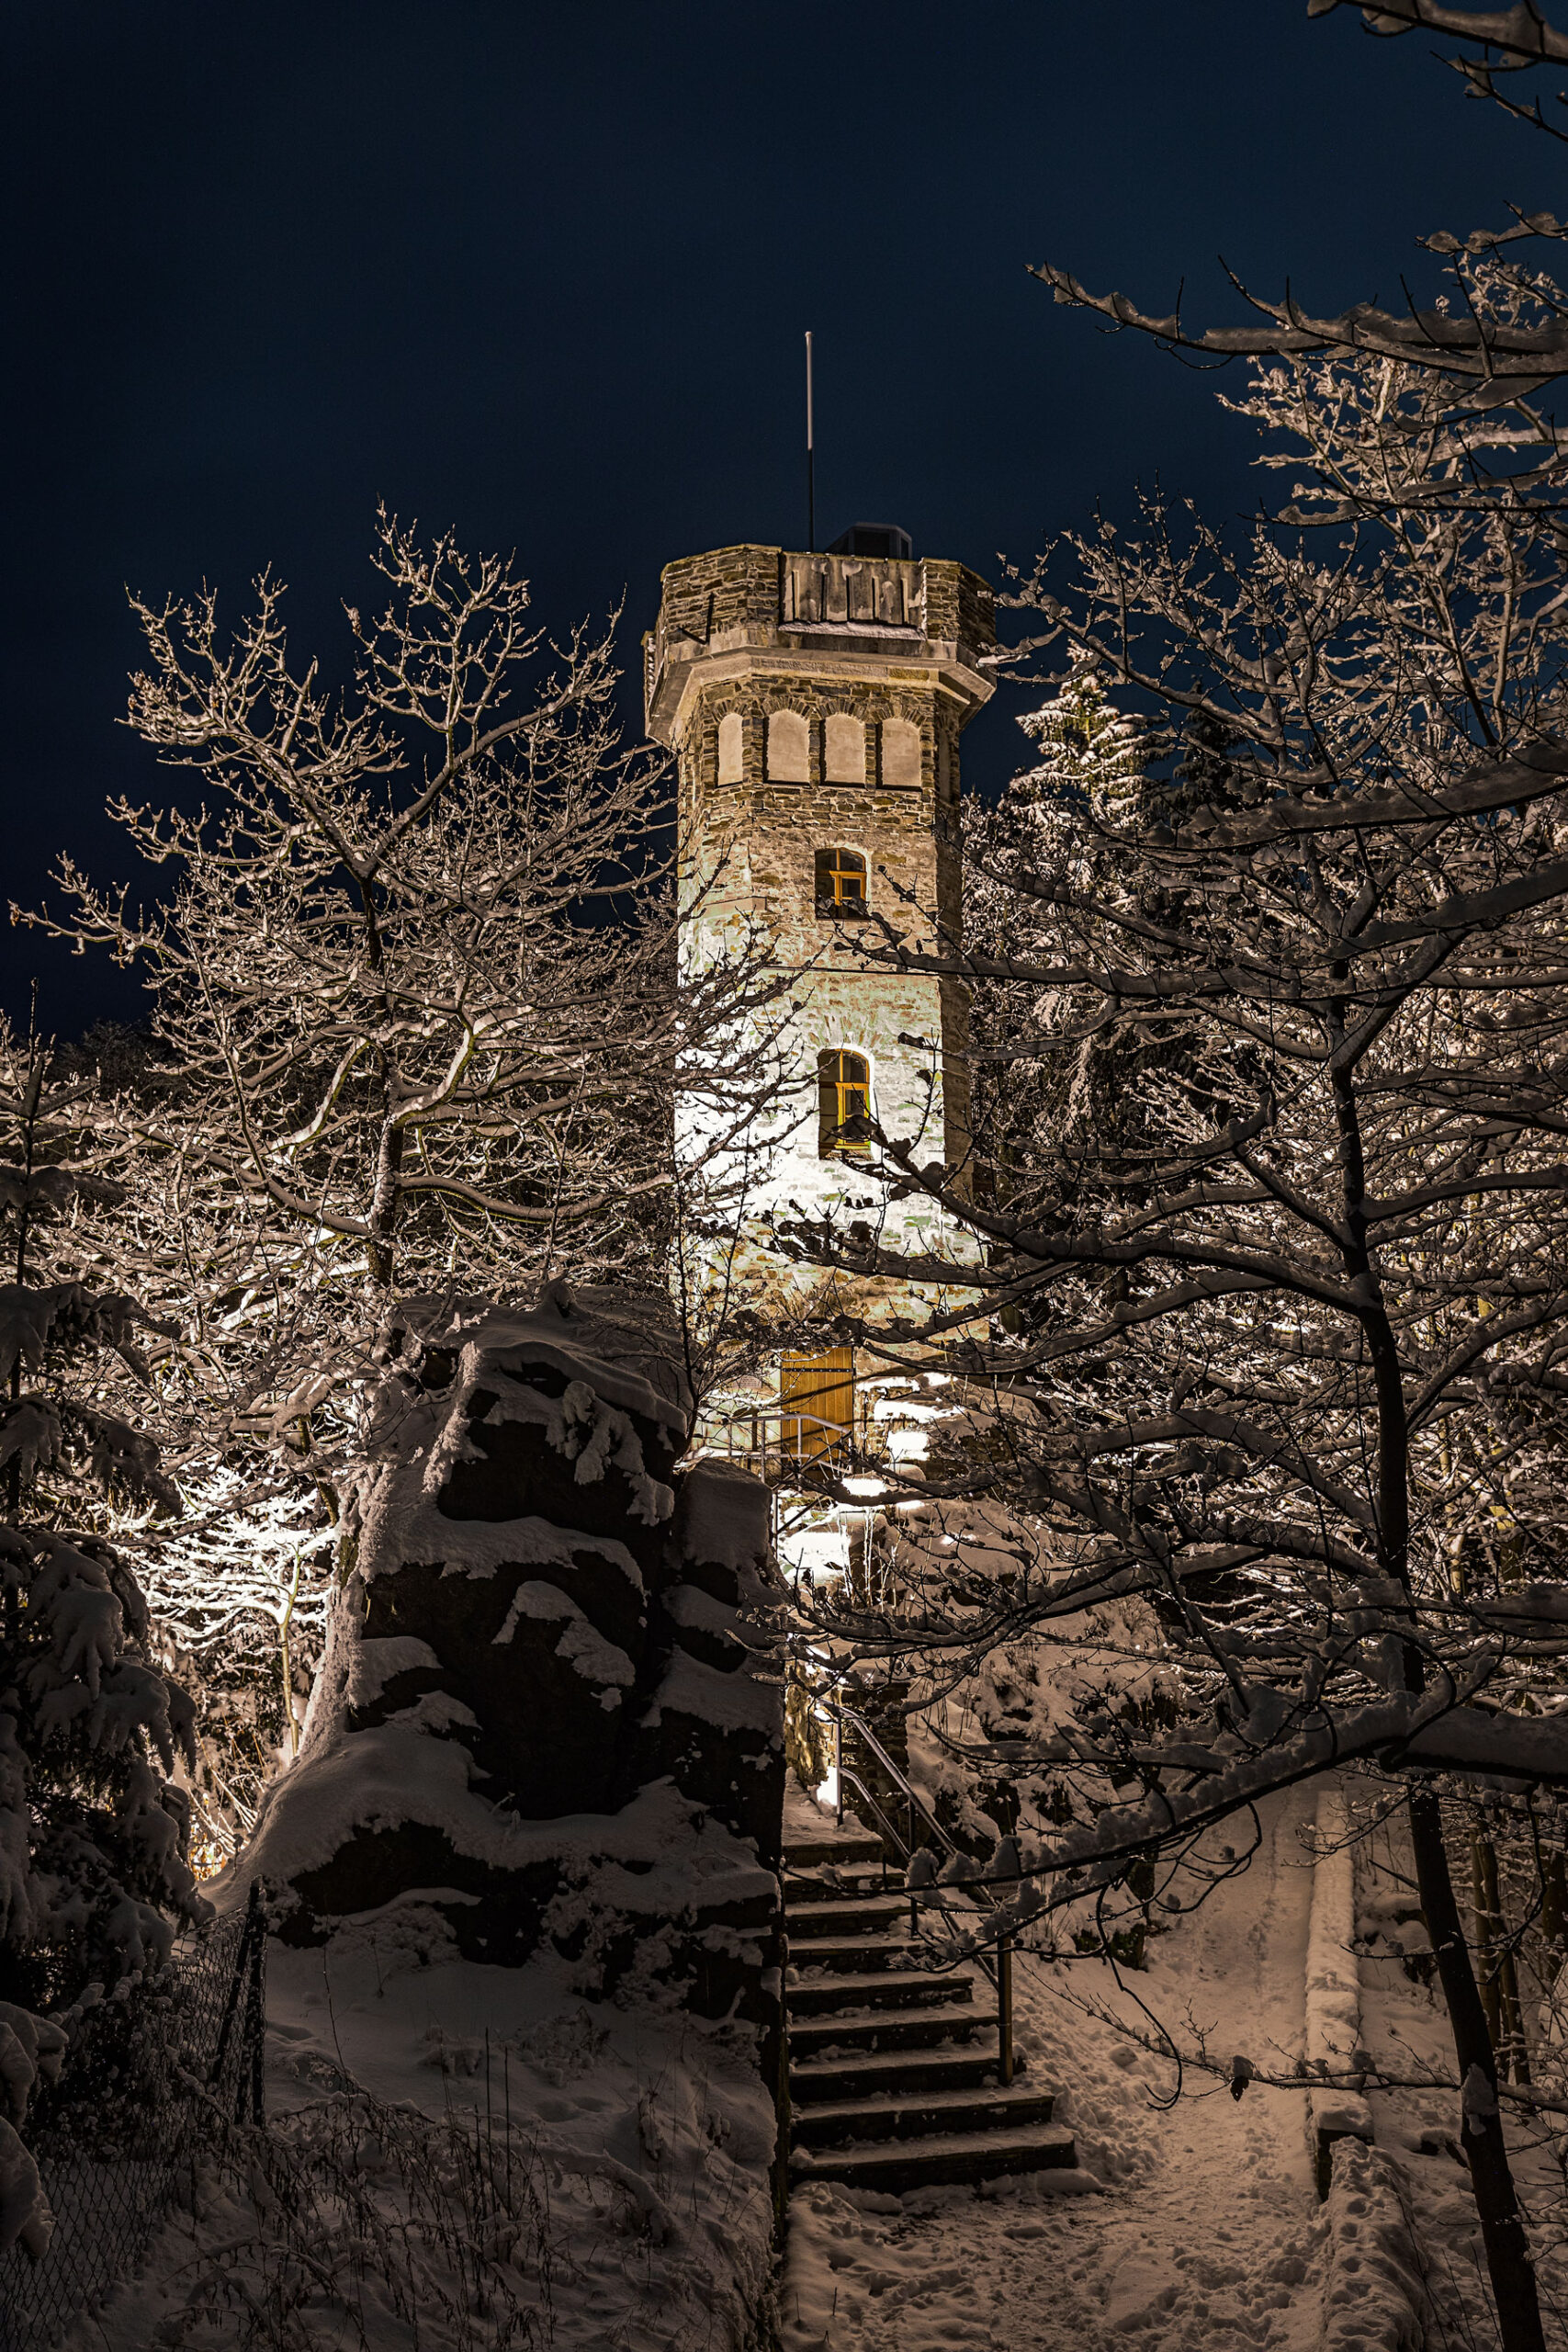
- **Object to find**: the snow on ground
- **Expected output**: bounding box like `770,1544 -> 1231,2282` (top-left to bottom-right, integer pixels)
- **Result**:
61,1783 -> 1568,2348
781,1784 -> 1355,2352
76,1908 -> 778,2351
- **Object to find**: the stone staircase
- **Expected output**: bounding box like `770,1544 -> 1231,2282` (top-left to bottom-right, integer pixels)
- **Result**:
784,1812 -> 1077,2193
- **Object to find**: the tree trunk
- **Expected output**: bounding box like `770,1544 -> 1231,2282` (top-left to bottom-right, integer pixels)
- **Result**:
1472,1819 -> 1530,2086
1411,1792 -> 1544,2349
367,1120 -> 405,1290
1472,1825 -> 1506,2051
361,883 -> 400,1292
1540,1843 -> 1568,1965
1331,1044 -> 1543,2348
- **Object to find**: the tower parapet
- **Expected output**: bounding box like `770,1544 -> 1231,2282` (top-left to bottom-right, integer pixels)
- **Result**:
645,545 -> 993,753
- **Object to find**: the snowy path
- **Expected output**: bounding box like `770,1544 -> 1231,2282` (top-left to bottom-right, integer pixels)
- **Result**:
781,1784 -> 1332,2351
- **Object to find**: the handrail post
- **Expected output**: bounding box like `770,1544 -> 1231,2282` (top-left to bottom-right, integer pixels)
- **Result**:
997,1931 -> 1014,2087
834,1711 -> 843,1830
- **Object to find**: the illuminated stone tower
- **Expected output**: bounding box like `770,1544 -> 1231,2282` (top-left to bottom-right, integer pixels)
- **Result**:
645,526 -> 995,1340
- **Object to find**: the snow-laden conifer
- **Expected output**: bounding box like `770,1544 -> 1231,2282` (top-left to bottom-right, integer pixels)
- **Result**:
0,1029 -> 203,2256
0,1029 -> 202,2010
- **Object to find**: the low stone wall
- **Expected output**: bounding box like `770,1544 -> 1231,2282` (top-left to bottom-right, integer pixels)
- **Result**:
1305,1782 -> 1375,2197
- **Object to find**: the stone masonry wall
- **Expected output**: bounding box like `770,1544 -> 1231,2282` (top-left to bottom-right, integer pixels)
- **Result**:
681,675 -> 971,1179
653,541 -> 994,1317
649,545 -> 992,671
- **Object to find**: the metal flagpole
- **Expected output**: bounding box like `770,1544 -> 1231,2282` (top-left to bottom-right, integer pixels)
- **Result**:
805,330 -> 815,552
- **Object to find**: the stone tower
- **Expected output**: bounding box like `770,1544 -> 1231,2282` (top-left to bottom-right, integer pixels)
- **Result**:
645,528 -> 995,1345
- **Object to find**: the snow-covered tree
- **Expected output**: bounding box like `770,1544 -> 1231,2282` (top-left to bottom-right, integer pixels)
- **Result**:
1010,650 -> 1145,818
0,1028 -> 202,2018
22,514 -> 777,1357
1039,3 -> 1568,401
136,1470 -> 332,1870
964,654 -> 1168,1238
784,330 -> 1568,2345
12,520 -> 784,1809
0,1024 -> 345,1866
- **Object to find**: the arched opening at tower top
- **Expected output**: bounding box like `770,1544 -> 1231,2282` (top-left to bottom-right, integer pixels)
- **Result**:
828,523 -> 912,561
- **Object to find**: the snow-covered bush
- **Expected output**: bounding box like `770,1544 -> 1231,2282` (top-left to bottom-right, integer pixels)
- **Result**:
0,1997 -> 65,2257
137,1471 -> 333,1871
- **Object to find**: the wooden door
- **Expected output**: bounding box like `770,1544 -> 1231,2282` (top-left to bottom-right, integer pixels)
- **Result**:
780,1348 -> 855,1460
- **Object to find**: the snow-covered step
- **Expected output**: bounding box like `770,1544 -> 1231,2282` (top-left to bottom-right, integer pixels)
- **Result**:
786,1967 -> 973,2018
787,1933 -> 920,1973
792,2121 -> 1077,2193
785,2002 -> 996,2056
793,2082 -> 1057,2149
780,1793 -> 1081,2199
791,2044 -> 1014,2105
784,1830 -> 885,1871
784,1869 -> 889,1906
786,1893 -> 907,1934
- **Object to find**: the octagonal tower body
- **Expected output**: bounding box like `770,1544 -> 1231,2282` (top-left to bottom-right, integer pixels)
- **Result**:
646,539 -> 995,1325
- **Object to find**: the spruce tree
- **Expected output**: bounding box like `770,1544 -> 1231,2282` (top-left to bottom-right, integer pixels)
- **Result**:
0,1029 -> 201,2017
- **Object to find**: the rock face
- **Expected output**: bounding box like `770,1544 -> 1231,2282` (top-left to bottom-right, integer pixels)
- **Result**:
245,1284 -> 784,2044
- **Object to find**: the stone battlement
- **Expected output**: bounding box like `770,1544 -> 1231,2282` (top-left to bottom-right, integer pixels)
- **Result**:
644,543 -> 994,746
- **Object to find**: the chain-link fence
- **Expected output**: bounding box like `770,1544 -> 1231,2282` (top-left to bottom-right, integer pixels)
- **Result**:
0,1883 -> 266,2352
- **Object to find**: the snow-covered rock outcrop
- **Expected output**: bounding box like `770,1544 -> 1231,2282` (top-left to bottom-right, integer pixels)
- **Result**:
243,1284 -> 784,2045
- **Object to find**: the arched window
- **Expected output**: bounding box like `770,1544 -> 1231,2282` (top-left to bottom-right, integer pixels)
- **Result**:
716,710 -> 743,784
881,717 -> 921,790
824,711 -> 865,784
818,1048 -> 872,1157
815,846 -> 867,918
766,708 -> 810,782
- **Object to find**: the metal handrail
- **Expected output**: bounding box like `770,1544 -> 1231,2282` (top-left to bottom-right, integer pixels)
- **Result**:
829,1703 -> 960,1860
715,1406 -> 863,1476
818,1697 -> 1016,2086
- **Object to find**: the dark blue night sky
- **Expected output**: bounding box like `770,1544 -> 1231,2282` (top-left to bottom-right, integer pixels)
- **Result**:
3,2 -> 1547,1028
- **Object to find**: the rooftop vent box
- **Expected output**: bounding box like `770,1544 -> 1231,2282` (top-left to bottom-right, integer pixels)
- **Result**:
827,523 -> 912,561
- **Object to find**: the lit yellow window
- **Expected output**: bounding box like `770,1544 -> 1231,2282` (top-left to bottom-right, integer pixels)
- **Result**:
815,846 -> 867,917
818,1049 -> 872,1156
